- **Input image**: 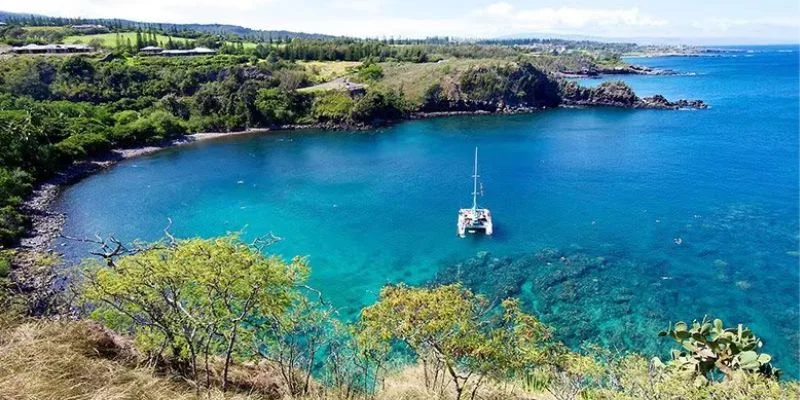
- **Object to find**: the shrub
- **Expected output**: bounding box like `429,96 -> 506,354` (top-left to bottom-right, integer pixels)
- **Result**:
659,317 -> 780,384
111,110 -> 187,145
355,62 -> 384,82
79,235 -> 309,390
312,90 -> 355,122
0,205 -> 28,247
350,89 -> 409,123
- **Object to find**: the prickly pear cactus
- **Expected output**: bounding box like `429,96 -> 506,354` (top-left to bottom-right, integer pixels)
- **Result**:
658,316 -> 780,384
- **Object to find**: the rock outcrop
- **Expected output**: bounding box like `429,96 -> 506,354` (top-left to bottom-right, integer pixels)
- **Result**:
560,64 -> 676,77
560,80 -> 707,110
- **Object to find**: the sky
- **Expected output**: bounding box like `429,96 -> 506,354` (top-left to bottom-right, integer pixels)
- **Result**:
1,0 -> 798,44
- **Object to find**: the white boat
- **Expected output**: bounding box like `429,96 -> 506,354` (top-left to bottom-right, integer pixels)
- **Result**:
458,147 -> 493,238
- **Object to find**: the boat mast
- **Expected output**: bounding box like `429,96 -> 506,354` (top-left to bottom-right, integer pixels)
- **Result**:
472,147 -> 479,210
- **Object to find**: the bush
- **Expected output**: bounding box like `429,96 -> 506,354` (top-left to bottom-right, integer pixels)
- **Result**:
111,110 -> 187,145
355,62 -> 384,82
255,88 -> 311,125
350,89 -> 409,123
54,133 -> 112,162
312,91 -> 355,122
80,235 -> 309,389
0,252 -> 10,279
0,205 -> 28,247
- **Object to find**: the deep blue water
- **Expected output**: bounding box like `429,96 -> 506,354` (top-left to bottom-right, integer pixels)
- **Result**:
55,46 -> 799,375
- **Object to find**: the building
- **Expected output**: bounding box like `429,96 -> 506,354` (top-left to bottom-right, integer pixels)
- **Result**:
139,46 -> 163,55
71,24 -> 108,33
10,44 -> 93,54
142,47 -> 216,57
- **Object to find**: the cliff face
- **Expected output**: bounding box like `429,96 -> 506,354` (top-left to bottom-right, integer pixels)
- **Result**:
417,65 -> 705,114
419,62 -> 562,113
559,80 -> 707,110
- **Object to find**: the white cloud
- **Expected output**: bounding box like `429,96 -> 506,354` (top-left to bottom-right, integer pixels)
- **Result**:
0,0 -> 277,23
485,2 -> 513,16
331,0 -> 386,14
0,0 -> 796,42
477,3 -> 668,31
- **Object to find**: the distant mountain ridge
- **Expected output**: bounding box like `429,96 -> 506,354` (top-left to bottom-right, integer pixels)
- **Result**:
0,10 -> 339,40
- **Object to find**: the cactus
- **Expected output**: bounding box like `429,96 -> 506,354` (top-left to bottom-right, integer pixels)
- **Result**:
658,316 -> 780,384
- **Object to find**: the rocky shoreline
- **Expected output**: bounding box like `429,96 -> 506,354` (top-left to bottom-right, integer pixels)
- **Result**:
564,95 -> 707,110
559,64 -> 677,78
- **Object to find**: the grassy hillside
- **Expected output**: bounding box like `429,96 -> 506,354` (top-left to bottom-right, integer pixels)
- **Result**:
0,318 -> 537,400
0,319 -> 274,400
63,32 -> 260,49
373,59 -> 508,104
299,60 -> 361,82
64,31 -> 180,47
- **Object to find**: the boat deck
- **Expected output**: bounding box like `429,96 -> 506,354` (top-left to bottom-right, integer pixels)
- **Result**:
457,208 -> 493,237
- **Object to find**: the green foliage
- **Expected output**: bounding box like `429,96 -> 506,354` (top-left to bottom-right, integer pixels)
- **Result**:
659,316 -> 780,384
359,284 -> 556,399
255,88 -> 312,125
111,110 -> 187,145
79,235 -> 309,388
591,353 -> 796,400
459,62 -> 561,108
0,251 -> 11,279
354,61 -> 384,82
312,90 -> 355,122
350,89 -> 409,123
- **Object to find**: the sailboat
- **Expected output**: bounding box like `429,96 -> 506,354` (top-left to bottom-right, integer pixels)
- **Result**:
457,147 -> 493,238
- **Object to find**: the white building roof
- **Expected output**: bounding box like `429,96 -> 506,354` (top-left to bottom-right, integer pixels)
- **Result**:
12,43 -> 92,51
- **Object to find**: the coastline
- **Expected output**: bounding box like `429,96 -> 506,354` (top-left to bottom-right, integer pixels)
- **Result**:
18,128 -> 298,255
13,98 -> 707,260
16,112 -> 519,257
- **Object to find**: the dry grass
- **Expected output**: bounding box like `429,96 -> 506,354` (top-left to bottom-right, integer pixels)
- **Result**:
373,364 -> 544,400
299,61 -> 361,82
0,319 -> 269,400
6,317 -> 791,400
374,59 -> 511,104
0,316 -> 539,400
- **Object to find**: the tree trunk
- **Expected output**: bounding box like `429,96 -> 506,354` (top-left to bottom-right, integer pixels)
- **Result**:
222,325 -> 238,391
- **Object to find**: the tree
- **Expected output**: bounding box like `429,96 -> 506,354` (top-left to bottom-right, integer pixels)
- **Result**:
312,90 -> 355,123
358,284 -> 554,400
256,292 -> 333,396
79,235 -> 309,391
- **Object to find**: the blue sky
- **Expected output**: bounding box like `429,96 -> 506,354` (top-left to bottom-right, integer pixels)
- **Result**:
1,0 -> 798,43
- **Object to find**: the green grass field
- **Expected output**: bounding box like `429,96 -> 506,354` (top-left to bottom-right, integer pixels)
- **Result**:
64,32 -> 260,50
64,32 -> 188,48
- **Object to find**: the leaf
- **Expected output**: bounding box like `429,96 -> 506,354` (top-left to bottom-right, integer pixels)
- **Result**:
739,350 -> 758,364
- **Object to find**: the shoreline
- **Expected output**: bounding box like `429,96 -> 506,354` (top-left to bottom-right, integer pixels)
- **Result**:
18,127 -> 307,255
13,99 -> 706,259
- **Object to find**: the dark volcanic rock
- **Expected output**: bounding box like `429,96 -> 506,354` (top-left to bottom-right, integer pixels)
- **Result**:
639,95 -> 708,110
561,64 -> 677,77
561,81 -> 707,110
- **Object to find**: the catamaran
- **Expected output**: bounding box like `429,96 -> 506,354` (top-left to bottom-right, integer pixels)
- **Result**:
457,147 -> 493,238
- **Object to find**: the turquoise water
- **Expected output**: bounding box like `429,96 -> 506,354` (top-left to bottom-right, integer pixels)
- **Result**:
55,46 -> 799,375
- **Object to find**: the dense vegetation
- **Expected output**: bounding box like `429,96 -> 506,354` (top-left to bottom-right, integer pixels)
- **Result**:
1,235 -> 795,399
